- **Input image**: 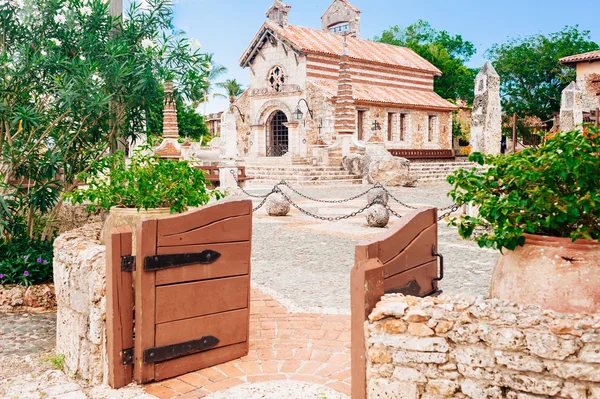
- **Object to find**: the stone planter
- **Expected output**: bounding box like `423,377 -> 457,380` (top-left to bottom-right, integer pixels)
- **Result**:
490,233 -> 600,314
100,207 -> 172,253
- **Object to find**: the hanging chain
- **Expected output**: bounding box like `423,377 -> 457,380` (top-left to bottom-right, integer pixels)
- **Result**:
278,181 -> 377,204
230,170 -> 460,220
437,204 -> 461,221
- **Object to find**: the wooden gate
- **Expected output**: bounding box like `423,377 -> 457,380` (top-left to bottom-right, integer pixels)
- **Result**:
350,207 -> 442,399
106,200 -> 253,388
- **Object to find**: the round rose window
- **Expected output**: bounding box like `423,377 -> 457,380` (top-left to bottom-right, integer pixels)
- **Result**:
268,66 -> 285,92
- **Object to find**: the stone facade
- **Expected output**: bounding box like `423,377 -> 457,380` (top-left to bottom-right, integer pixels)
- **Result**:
365,294 -> 600,399
53,223 -> 107,385
235,0 -> 456,166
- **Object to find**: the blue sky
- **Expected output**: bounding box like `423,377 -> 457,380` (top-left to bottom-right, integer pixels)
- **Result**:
161,0 -> 599,114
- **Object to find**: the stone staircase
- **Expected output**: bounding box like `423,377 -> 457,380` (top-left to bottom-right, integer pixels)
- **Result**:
245,164 -> 363,186
410,161 -> 480,182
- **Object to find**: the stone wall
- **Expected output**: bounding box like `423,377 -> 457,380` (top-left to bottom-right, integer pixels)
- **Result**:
53,223 -> 107,385
366,294 -> 600,399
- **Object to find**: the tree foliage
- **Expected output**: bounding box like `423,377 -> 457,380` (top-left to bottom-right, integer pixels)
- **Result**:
375,20 -> 477,103
448,126 -> 600,252
486,26 -> 599,122
215,79 -> 245,104
0,0 -> 210,241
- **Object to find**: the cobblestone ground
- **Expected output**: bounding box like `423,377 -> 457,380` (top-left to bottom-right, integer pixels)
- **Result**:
248,181 -> 498,314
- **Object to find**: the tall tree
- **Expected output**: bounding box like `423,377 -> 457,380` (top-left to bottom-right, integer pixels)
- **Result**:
214,79 -> 245,104
196,53 -> 227,115
375,20 -> 477,103
486,26 -> 599,122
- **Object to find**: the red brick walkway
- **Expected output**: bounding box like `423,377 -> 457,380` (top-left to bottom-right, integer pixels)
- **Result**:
145,290 -> 351,398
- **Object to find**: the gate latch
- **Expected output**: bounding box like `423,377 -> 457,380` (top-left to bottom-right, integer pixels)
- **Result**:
121,256 -> 136,272
121,348 -> 134,366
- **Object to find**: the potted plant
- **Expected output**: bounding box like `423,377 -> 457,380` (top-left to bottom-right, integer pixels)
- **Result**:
66,149 -> 224,249
448,126 -> 600,314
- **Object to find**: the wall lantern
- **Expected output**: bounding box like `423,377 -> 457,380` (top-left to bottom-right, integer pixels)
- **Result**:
294,98 -> 314,125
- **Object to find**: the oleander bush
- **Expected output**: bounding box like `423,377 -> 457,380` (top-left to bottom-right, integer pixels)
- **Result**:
448,126 -> 600,251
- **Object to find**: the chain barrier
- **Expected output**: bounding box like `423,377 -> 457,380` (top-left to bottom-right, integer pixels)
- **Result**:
278,180 -> 378,204
230,169 -> 461,221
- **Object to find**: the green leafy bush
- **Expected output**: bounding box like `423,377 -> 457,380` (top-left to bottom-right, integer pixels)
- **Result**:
0,238 -> 54,285
66,150 -> 224,214
447,127 -> 600,251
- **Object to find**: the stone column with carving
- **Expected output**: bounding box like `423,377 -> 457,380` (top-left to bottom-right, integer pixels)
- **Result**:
470,62 -> 502,155
560,82 -> 585,131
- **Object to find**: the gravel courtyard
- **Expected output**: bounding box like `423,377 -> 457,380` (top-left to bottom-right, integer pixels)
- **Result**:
248,181 -> 498,314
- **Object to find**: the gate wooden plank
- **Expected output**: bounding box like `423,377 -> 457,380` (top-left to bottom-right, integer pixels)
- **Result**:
350,258 -> 384,399
135,219 -> 158,383
156,200 -> 251,237
384,260 -> 439,296
375,208 -> 436,264
155,308 -> 248,347
154,342 -> 249,382
106,226 -> 134,389
382,223 -> 437,278
155,242 -> 251,286
157,215 -> 252,247
155,276 -> 249,324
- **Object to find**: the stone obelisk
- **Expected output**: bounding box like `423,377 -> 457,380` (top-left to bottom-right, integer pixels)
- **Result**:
470,62 -> 502,155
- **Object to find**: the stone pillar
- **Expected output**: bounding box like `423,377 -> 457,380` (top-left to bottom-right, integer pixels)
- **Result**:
220,111 -> 238,160
560,82 -> 585,131
219,161 -> 240,190
249,125 -> 261,158
154,80 -> 182,160
470,62 -> 502,155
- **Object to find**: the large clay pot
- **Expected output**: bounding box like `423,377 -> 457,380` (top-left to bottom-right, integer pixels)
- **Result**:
100,207 -> 172,254
491,233 -> 600,314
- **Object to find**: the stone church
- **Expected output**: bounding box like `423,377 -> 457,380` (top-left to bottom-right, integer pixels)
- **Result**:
231,0 -> 457,165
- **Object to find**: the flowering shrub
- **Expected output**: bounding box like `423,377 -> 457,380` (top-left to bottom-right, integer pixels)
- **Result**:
0,238 -> 54,285
447,127 -> 600,251
66,150 -> 224,213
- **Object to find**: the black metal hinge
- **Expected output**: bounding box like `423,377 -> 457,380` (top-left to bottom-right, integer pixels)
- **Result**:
144,336 -> 220,364
121,348 -> 134,366
121,256 -> 136,272
144,250 -> 221,271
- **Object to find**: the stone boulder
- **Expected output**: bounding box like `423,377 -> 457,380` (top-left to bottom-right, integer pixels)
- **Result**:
366,204 -> 390,228
363,144 -> 416,187
266,190 -> 291,217
342,153 -> 365,176
367,187 -> 389,206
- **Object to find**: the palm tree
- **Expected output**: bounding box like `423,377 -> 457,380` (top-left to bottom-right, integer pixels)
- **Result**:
214,79 -> 245,104
196,53 -> 227,116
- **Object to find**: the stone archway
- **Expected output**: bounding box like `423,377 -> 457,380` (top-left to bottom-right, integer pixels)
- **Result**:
266,110 -> 289,157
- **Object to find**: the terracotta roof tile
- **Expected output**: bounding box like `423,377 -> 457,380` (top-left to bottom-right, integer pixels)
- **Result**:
243,21 -> 441,75
313,78 -> 457,110
560,50 -> 600,64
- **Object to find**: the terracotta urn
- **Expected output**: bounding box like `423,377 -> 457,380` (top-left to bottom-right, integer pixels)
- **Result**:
100,207 -> 172,254
490,233 -> 600,314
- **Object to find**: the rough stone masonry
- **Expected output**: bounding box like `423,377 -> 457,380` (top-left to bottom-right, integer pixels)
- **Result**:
366,294 -> 600,399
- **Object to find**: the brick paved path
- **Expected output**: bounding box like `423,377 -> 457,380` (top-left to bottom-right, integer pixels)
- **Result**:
145,290 -> 351,399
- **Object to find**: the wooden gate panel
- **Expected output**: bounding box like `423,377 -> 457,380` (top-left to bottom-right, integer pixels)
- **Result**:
351,207 -> 440,399
106,226 -> 134,389
384,260 -> 439,296
155,309 -> 248,347
134,200 -> 252,384
155,276 -> 250,323
155,242 -> 251,286
382,223 -> 437,279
